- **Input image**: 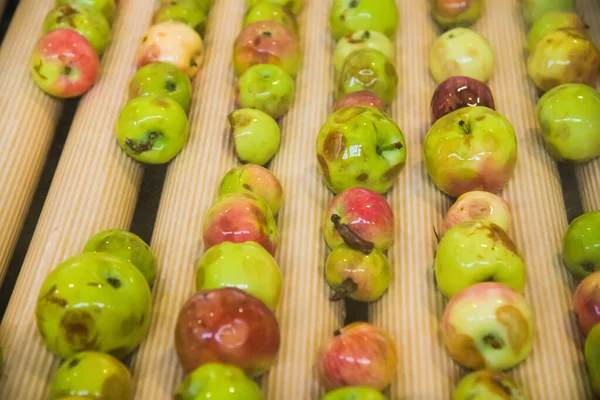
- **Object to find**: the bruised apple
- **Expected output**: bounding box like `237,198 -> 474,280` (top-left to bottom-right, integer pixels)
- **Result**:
441,191 -> 511,235
454,369 -> 526,400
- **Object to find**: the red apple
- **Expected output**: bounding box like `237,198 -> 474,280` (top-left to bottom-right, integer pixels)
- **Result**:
202,193 -> 279,256
574,272 -> 600,336
317,322 -> 397,391
232,20 -> 300,77
333,91 -> 386,113
174,288 -> 280,377
30,29 -> 99,98
441,190 -> 511,235
322,187 -> 395,252
430,76 -> 495,123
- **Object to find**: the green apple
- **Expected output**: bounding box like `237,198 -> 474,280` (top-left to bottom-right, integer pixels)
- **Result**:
56,0 -> 116,24
432,0 -> 483,30
522,0 -> 574,25
435,220 -> 526,298
218,164 -> 284,215
325,244 -> 390,302
237,64 -> 295,119
454,370 -> 525,400
117,96 -> 189,164
195,241 -> 282,309
176,363 -> 263,400
330,0 -> 399,40
563,210 -> 600,278
35,252 -> 152,359
429,27 -> 495,84
323,387 -> 386,400
49,352 -> 131,400
153,1 -> 207,36
527,28 -> 600,93
316,106 -> 406,194
536,84 -> 600,162
43,4 -> 111,56
83,229 -> 157,286
333,30 -> 394,72
129,62 -> 192,113
243,2 -> 298,33
247,0 -> 302,15
527,12 -> 587,53
586,323 -> 600,396
228,108 -> 280,165
423,106 -> 518,198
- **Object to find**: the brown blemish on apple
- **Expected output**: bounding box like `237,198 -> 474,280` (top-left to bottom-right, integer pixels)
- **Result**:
582,261 -> 596,274
474,370 -> 515,398
496,305 -> 529,354
102,374 -> 129,399
444,324 -> 486,368
243,183 -> 253,191
486,224 -> 518,254
317,154 -> 331,185
228,112 -> 252,129
356,172 -> 369,182
385,62 -> 396,77
323,131 -> 346,160
61,310 -> 97,349
39,285 -> 68,308
68,357 -> 80,368
153,97 -> 171,108
382,163 -> 403,182
120,313 -> 140,334
33,61 -> 47,80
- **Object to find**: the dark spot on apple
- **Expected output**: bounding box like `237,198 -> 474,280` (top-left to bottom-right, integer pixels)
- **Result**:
261,31 -> 273,38
33,61 -> 47,80
323,131 -> 346,160
340,14 -> 345,21
385,62 -> 396,77
253,36 -> 262,46
333,329 -> 341,336
154,97 -> 171,108
106,277 -> 121,289
40,285 -> 68,308
139,314 -> 145,326
382,163 -> 403,181
165,81 -> 177,92
62,66 -> 73,77
87,282 -> 103,288
582,261 -> 596,273
189,57 -> 198,68
496,305 -> 529,354
243,183 -> 253,191
101,374 -> 129,399
475,115 -> 485,121
68,357 -> 80,368
491,374 -> 514,396
125,131 -> 160,154
448,34 -> 455,39
120,314 -> 139,334
483,334 -> 504,349
349,0 -> 359,8
356,172 -> 369,182
330,278 -> 359,301
61,310 -> 96,349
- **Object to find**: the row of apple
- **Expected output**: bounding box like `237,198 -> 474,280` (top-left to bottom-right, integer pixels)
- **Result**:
30,0 -> 116,98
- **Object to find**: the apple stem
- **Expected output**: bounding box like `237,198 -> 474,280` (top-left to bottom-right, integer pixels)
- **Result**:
331,214 -> 374,255
458,120 -> 471,134
377,142 -> 404,154
330,278 -> 358,302
125,131 -> 159,154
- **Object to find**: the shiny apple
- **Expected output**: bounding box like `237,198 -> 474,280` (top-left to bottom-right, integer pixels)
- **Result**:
430,75 -> 495,123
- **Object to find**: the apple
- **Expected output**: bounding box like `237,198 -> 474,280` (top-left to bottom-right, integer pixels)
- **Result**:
423,106 -> 518,198
442,282 -> 536,370
333,30 -> 394,72
536,84 -> 600,162
56,0 -> 116,23
317,322 -> 397,391
563,210 -> 600,278
30,29 -> 100,98
153,1 -> 207,36
574,272 -> 600,336
137,21 -> 205,79
218,164 -> 284,215
49,352 -> 131,400
175,363 -> 263,400
195,241 -> 283,309
585,323 -> 600,396
325,244 -> 390,302
336,49 -> 398,105
322,187 -> 394,252
441,191 -> 511,235
35,252 -> 152,359
316,106 -> 406,194
174,288 -> 281,376
429,27 -> 495,84
522,0 -> 575,26
527,28 -> 599,93
128,61 -> 193,113
237,64 -> 295,119
243,2 -> 298,33
430,75 -> 495,123
116,96 -> 189,164
228,108 -> 281,165
322,388 -> 386,400
330,0 -> 399,40
232,20 -> 300,77
202,193 -> 279,256
247,0 -> 303,15
432,0 -> 483,30
333,91 -> 385,113
435,220 -> 525,298
527,11 -> 587,53
83,229 -> 157,286
43,4 -> 111,56
453,369 -> 525,400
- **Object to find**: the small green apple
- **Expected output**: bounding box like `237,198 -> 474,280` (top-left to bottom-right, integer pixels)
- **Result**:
195,241 -> 282,309
117,96 -> 189,164
35,252 -> 152,359
49,352 -> 131,400
322,387 -> 386,400
330,0 -> 399,40
129,62 -> 192,113
527,12 -> 587,53
432,0 -> 484,30
333,30 -> 394,72
228,108 -> 281,165
453,370 -> 525,400
585,323 -> 600,396
536,84 -> 600,162
237,64 -> 295,119
429,27 -> 495,83
563,210 -> 600,278
56,0 -> 116,24
316,106 -> 407,194
522,0 -> 575,25
243,2 -> 298,33
527,28 -> 599,93
218,164 -> 284,215
435,220 -> 526,298
153,0 -> 207,36
83,229 -> 157,286
176,363 -> 263,400
247,0 -> 302,15
43,4 -> 111,56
